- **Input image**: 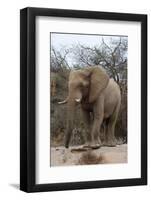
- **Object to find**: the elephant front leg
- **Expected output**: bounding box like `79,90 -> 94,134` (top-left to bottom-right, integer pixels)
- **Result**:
81,110 -> 92,147
89,99 -> 104,148
65,118 -> 74,148
100,121 -> 107,146
90,116 -> 103,148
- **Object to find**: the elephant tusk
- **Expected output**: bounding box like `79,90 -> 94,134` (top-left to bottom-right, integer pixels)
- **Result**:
75,98 -> 81,103
58,99 -> 68,104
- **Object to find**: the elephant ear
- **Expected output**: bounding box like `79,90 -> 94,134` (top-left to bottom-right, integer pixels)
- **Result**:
88,67 -> 109,103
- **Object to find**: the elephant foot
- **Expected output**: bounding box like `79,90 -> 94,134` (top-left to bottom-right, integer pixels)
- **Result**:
90,144 -> 101,149
71,147 -> 88,153
83,143 -> 101,150
83,145 -> 91,149
104,140 -> 116,147
83,141 -> 92,149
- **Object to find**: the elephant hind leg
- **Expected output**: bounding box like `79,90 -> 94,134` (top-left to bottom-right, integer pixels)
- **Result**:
105,121 -> 116,147
105,106 -> 120,147
100,119 -> 108,145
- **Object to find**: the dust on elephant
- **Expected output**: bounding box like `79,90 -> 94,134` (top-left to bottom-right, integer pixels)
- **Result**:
58,66 -> 121,148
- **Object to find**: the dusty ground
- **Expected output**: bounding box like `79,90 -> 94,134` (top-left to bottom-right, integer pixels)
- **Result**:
50,144 -> 127,166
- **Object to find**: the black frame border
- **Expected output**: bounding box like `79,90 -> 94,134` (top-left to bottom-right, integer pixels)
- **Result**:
20,7 -> 147,192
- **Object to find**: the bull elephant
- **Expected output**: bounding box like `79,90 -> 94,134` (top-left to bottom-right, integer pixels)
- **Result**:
58,66 -> 121,148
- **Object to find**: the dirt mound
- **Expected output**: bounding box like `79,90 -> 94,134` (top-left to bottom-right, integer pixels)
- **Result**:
50,144 -> 127,166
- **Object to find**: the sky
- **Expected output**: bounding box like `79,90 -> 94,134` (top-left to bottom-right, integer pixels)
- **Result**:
50,33 -> 128,66
51,33 -> 127,49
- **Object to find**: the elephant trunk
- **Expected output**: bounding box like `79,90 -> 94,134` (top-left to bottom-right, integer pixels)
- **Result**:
65,100 -> 76,148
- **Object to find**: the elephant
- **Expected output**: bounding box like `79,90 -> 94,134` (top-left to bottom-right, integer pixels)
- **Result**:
58,66 -> 121,149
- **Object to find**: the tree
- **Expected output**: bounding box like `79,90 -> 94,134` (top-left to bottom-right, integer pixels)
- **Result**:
71,37 -> 127,84
50,47 -> 70,72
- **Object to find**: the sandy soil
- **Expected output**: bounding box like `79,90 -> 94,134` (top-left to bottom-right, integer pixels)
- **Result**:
50,144 -> 127,166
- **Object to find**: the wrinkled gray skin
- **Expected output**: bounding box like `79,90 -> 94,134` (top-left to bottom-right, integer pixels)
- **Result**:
58,66 -> 121,148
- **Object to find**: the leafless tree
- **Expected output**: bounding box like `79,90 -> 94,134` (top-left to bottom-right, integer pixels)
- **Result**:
71,37 -> 127,84
51,47 -> 70,72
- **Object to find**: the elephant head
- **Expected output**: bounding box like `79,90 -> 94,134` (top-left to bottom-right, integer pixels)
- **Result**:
58,66 -> 109,148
